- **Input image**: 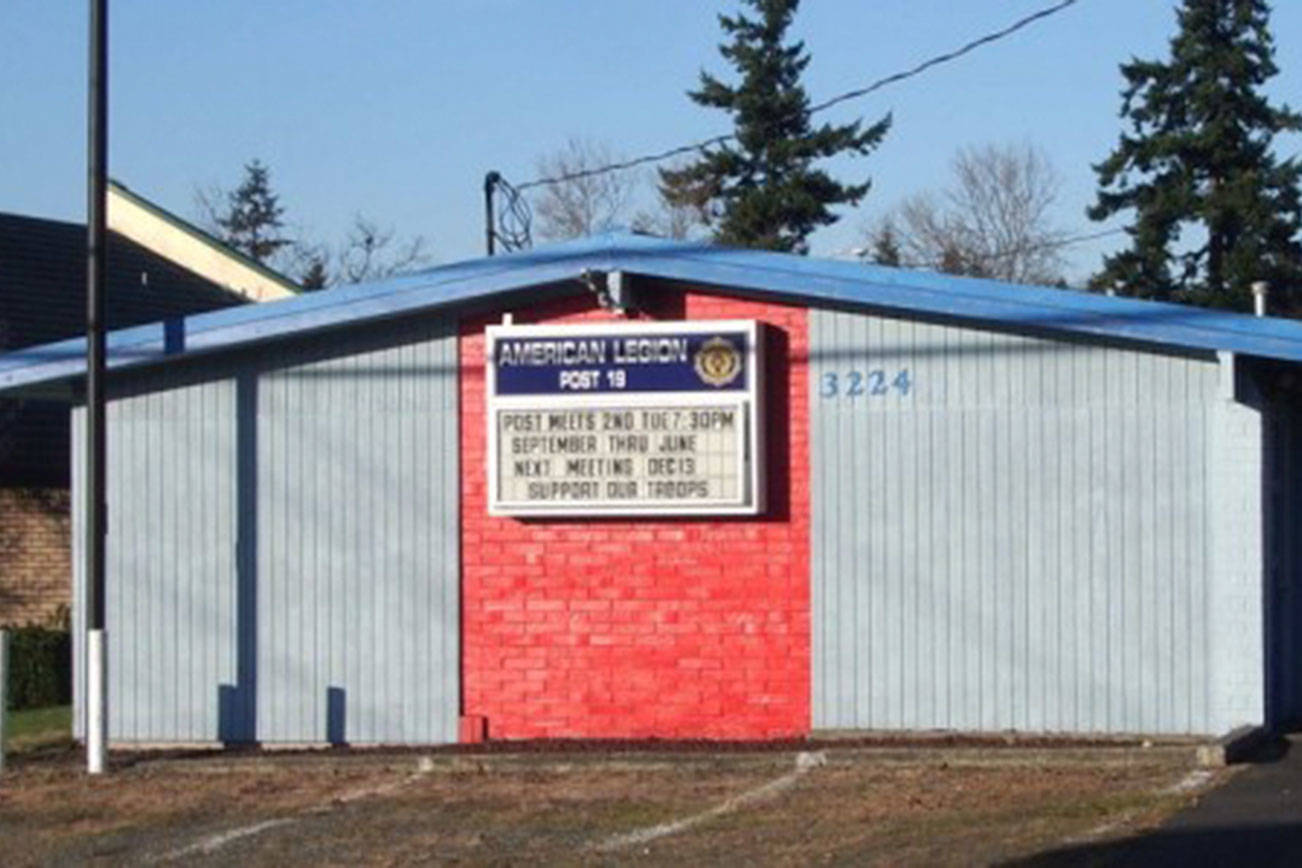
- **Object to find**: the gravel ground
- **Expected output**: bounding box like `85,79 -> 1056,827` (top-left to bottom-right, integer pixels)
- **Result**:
0,742 -> 1226,866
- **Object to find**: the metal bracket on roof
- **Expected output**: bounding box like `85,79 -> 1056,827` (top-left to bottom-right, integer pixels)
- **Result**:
1218,351 -> 1237,402
580,269 -> 635,316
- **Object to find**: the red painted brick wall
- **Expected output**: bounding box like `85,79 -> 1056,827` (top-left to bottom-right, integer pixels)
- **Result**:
460,286 -> 809,740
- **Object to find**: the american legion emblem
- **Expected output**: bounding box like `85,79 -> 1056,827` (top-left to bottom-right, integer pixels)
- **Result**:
693,336 -> 743,387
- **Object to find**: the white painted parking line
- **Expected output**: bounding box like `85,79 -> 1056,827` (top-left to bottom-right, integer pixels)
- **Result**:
1163,768 -> 1216,795
592,751 -> 827,852
152,819 -> 294,862
149,756 -> 436,863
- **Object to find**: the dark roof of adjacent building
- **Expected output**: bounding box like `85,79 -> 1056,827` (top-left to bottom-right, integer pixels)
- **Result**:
3,231 -> 1302,401
0,212 -> 250,350
1,211 -> 249,485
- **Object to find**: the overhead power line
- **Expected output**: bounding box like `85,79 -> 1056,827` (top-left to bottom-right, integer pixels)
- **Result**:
855,226 -> 1127,276
1058,226 -> 1126,247
999,226 -> 1127,258
805,0 -> 1080,116
516,0 -> 1082,192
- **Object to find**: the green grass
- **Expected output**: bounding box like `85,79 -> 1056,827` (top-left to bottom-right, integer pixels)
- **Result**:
5,705 -> 72,752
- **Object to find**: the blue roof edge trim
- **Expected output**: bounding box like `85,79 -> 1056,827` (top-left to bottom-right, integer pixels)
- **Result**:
3,230 -> 1302,393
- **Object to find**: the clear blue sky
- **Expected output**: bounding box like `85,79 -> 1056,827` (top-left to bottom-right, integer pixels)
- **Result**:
2,0 -> 1299,284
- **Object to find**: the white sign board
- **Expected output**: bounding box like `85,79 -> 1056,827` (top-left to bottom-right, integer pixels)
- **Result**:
485,319 -> 764,516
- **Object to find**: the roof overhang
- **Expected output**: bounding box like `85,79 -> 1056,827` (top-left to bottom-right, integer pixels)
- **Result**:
4,231 -> 1302,400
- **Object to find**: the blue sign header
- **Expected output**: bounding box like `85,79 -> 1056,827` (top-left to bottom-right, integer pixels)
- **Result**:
492,330 -> 750,395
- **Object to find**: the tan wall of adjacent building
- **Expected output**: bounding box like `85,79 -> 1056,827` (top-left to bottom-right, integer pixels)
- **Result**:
107,186 -> 297,303
0,488 -> 71,627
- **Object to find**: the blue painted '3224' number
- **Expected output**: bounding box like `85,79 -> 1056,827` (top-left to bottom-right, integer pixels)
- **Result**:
820,368 -> 912,398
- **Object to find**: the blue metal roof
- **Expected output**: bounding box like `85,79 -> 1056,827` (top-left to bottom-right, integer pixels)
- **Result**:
4,230 -> 1302,394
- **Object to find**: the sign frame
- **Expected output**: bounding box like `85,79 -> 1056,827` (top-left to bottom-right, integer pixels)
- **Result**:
485,318 -> 766,517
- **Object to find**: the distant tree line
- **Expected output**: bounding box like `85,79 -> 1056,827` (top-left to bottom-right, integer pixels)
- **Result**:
531,0 -> 1301,317
195,1 -> 1302,317
197,159 -> 431,292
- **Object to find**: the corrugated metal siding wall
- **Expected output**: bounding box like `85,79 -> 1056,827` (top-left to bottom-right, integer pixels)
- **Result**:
811,308 -> 1221,734
74,317 -> 461,744
72,380 -> 237,741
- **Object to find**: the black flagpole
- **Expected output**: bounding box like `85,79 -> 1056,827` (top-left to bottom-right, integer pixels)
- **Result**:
85,0 -> 108,776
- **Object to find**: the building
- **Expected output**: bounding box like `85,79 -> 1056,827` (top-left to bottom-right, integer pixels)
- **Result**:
0,185 -> 297,627
0,231 -> 1299,745
105,181 -> 299,305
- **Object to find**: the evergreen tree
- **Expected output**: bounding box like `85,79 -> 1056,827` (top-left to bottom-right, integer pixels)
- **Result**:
661,0 -> 889,253
215,160 -> 292,265
869,220 -> 902,267
1088,0 -> 1302,313
299,257 -> 329,291
939,243 -> 988,280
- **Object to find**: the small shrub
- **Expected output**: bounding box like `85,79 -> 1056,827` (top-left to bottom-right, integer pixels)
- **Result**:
6,625 -> 71,710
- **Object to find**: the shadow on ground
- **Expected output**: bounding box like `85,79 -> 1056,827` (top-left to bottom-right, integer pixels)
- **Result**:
1014,735 -> 1302,867
1009,823 -> 1302,867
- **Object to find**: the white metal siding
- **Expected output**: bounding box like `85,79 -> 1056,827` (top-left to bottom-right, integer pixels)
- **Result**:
74,317 -> 460,744
253,324 -> 459,744
811,309 -> 1222,735
73,378 -> 238,741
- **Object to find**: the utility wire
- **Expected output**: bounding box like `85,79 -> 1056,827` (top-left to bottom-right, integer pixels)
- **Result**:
516,0 -> 1081,192
806,0 -> 1079,115
847,226 -> 1124,259
857,226 -> 1127,276
999,226 -> 1127,257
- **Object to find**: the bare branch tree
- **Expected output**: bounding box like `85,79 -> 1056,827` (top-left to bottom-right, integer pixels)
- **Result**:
338,214 -> 431,284
866,142 -> 1067,284
193,183 -> 226,235
533,139 -> 639,240
196,161 -> 431,290
633,158 -> 713,240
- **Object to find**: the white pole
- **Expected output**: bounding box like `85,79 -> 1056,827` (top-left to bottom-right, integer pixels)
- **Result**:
87,628 -> 107,774
0,630 -> 8,774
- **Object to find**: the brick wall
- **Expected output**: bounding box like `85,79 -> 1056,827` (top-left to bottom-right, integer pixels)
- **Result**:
0,487 -> 71,627
460,286 -> 810,740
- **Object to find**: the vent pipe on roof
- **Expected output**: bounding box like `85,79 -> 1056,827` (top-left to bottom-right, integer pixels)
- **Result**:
1252,281 -> 1269,317
580,269 -> 634,315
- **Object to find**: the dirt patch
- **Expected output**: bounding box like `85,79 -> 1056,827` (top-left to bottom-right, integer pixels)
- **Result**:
0,745 -> 1222,866
0,748 -> 420,864
630,756 -> 1202,866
